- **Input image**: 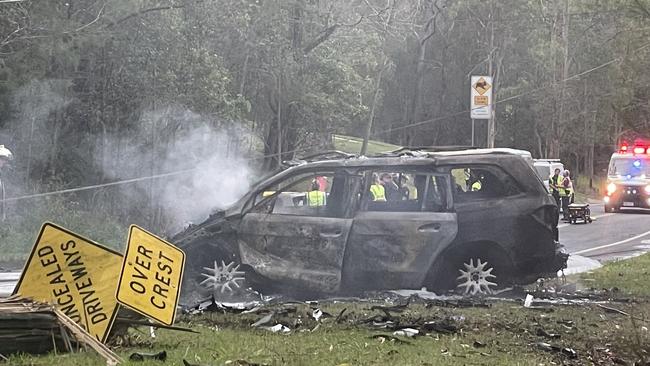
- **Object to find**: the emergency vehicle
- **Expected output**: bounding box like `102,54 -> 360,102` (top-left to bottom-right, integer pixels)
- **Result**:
604,142 -> 650,212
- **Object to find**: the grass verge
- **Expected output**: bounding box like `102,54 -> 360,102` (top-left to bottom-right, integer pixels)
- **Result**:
7,255 -> 650,365
7,299 -> 650,366
580,252 -> 650,297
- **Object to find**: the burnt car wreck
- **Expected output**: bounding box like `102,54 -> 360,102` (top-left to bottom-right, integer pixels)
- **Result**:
172,149 -> 568,304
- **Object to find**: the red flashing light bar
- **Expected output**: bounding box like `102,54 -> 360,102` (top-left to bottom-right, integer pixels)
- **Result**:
618,142 -> 650,155
620,143 -> 650,154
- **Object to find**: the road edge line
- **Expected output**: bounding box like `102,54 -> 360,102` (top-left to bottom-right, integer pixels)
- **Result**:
573,230 -> 650,255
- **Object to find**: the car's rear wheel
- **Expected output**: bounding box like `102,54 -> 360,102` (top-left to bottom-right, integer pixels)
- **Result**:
426,245 -> 513,296
456,258 -> 498,295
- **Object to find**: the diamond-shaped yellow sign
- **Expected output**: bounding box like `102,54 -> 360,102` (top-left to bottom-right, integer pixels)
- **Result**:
13,223 -> 122,342
116,225 -> 185,326
473,77 -> 492,96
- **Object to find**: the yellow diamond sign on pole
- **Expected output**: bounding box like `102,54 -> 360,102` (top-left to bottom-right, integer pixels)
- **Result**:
13,223 -> 122,342
116,225 -> 185,326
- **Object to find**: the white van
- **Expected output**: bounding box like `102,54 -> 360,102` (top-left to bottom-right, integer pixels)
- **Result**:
603,143 -> 650,212
533,159 -> 565,192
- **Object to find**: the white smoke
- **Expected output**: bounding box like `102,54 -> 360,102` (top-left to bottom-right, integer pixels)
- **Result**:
100,106 -> 258,232
156,124 -> 254,228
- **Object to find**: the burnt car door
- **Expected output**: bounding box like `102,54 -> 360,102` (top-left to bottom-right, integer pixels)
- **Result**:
237,170 -> 357,293
342,169 -> 458,290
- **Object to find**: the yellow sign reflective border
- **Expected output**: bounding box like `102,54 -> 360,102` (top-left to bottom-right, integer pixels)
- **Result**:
13,223 -> 122,342
116,225 -> 185,326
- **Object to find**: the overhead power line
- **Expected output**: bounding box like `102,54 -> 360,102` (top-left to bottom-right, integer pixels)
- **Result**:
0,147 -> 312,203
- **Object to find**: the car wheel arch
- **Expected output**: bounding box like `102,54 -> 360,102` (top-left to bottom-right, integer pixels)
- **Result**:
424,240 -> 515,292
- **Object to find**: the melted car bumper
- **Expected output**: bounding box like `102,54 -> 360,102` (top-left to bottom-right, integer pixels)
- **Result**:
514,241 -> 568,284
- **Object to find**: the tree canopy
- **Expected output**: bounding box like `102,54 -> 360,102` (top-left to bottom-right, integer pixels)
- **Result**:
0,0 -> 649,253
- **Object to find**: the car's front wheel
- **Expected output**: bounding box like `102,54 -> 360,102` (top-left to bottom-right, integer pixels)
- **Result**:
199,260 -> 247,294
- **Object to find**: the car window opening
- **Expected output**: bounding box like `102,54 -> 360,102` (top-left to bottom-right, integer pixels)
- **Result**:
365,171 -> 447,212
252,172 -> 348,218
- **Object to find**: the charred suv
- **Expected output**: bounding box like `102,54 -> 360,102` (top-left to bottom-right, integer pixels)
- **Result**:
173,149 -> 567,304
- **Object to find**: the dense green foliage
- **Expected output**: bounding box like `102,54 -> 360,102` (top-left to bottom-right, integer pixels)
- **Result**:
0,0 -> 649,254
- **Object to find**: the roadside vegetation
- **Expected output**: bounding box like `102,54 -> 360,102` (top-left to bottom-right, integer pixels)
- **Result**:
8,254 -> 650,366
581,252 -> 650,297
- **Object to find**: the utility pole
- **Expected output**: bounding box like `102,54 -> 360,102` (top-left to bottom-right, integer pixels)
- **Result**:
360,0 -> 395,156
471,119 -> 475,146
487,2 -> 496,148
276,72 -> 282,167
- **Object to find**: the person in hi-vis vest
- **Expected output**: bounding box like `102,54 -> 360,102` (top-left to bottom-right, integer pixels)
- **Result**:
369,173 -> 386,201
306,180 -> 326,207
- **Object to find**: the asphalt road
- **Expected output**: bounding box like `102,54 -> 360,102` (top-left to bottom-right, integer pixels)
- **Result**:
560,203 -> 650,262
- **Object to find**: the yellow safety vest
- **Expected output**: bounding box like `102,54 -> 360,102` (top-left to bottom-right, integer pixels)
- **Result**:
471,181 -> 482,192
558,176 -> 568,197
370,184 -> 386,201
307,190 -> 326,206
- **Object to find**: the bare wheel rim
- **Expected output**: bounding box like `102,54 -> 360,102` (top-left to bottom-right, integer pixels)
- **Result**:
200,260 -> 246,293
456,258 -> 497,295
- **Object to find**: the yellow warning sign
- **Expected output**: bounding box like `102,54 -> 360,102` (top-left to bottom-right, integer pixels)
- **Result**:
473,77 -> 492,95
13,223 -> 122,342
116,225 -> 185,325
474,95 -> 489,106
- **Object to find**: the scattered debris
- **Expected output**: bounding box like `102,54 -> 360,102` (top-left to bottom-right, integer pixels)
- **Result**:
225,360 -> 269,366
370,334 -> 413,345
524,294 -> 534,308
392,328 -> 419,337
185,295 -> 264,315
129,350 -> 168,361
535,342 -> 578,359
536,328 -> 561,339
54,307 -> 123,365
335,308 -> 347,323
421,320 -> 460,335
0,298 -> 122,364
472,341 -> 486,348
251,312 -> 274,328
266,324 -> 291,333
424,298 -> 491,309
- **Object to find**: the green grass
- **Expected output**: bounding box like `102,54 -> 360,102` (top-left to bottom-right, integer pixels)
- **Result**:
7,326 -> 539,366
8,300 -> 650,365
580,252 -> 650,297
8,247 -> 650,365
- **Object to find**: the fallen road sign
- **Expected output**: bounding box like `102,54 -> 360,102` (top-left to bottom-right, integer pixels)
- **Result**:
13,223 -> 122,342
116,225 -> 185,326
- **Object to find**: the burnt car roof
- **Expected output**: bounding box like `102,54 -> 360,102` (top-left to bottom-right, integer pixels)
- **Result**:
286,149 -> 529,170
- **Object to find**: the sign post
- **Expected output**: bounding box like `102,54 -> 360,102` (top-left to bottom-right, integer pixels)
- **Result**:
13,223 -> 122,342
116,225 -> 185,326
471,119 -> 475,147
470,76 -> 493,147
